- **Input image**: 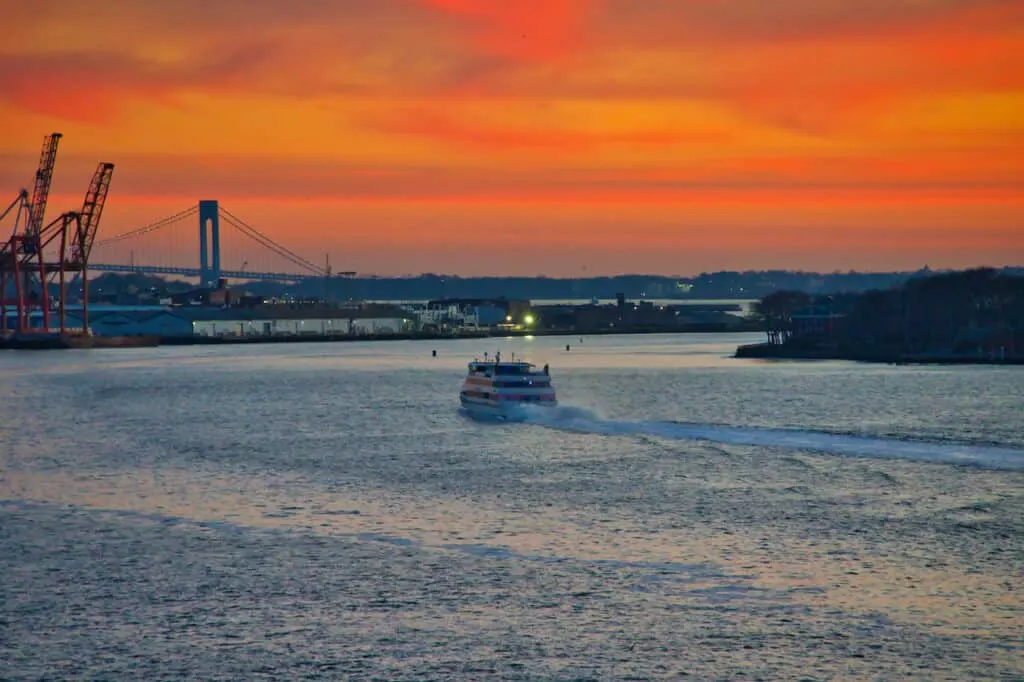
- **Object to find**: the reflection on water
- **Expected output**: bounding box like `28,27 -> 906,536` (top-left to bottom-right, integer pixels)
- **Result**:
1,333 -> 1022,680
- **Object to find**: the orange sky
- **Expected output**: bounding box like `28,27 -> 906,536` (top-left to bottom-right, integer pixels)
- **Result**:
1,0 -> 1022,276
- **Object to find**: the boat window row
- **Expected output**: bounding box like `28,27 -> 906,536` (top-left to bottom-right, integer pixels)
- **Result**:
492,378 -> 549,387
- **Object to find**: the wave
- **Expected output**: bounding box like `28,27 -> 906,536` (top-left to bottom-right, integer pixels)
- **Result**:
516,405 -> 1024,471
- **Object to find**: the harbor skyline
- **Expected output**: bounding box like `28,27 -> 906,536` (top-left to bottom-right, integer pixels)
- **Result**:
1,0 -> 1021,276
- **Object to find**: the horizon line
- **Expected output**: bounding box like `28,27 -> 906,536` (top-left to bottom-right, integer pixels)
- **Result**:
94,264 -> 1023,281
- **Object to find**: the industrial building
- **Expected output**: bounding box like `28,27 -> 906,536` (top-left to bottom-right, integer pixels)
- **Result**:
180,305 -> 411,338
3,303 -> 415,339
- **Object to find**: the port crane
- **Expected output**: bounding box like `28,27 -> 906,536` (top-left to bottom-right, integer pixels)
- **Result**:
1,133 -> 62,333
27,133 -> 62,237
67,162 -> 115,333
1,133 -> 115,336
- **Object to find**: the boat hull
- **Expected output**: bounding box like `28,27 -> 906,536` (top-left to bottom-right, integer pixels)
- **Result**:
459,395 -> 558,422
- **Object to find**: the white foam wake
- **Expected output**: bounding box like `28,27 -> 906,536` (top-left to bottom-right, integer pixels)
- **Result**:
516,405 -> 1024,471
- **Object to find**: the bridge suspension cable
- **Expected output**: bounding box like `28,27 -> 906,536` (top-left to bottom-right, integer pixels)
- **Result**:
94,205 -> 198,247
218,207 -> 325,275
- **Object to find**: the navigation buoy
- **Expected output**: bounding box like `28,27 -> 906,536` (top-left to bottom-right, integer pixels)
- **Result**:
432,349 -> 437,357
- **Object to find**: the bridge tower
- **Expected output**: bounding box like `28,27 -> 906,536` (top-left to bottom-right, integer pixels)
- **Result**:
198,200 -> 221,287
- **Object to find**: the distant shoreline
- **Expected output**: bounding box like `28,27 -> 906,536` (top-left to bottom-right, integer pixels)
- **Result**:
1,326 -> 763,350
734,342 -> 1024,366
160,325 -> 757,346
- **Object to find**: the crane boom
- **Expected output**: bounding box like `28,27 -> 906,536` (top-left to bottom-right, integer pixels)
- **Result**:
72,162 -> 114,264
27,133 -> 62,236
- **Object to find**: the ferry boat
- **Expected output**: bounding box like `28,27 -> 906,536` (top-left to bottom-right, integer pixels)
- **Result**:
460,352 -> 557,420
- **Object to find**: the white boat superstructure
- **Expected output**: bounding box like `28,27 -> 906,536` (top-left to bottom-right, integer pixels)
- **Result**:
459,353 -> 557,420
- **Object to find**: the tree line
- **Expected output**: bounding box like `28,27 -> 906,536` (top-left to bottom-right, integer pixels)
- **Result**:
754,268 -> 1024,358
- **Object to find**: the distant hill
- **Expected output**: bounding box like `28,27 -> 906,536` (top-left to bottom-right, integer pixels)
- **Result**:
18,266 -> 1020,304
206,266 -> 1024,301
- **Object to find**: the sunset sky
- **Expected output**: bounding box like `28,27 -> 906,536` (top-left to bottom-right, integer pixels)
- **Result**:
1,0 -> 1022,276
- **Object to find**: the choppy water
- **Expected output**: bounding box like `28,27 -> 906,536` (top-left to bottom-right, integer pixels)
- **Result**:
2,332 -> 1022,680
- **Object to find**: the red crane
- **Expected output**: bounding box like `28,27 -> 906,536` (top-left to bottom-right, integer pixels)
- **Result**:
26,133 -> 62,236
2,133 -> 62,334
1,135 -> 115,339
69,162 -> 115,335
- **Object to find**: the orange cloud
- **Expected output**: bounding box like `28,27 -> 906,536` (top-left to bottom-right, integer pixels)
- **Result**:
415,0 -> 588,61
593,0 -> 1020,45
0,2 -> 468,122
0,44 -> 279,122
370,107 -> 730,154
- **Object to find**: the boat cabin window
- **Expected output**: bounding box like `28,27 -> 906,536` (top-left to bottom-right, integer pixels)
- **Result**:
494,364 -> 531,375
469,362 -> 536,376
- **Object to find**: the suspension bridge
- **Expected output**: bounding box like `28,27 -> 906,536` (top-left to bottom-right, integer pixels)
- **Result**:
90,200 -> 353,285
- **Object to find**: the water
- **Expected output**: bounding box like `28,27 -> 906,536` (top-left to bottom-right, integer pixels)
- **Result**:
2,332 -> 1022,680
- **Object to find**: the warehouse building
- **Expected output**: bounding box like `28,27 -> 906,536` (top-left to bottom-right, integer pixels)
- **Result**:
3,303 -> 415,339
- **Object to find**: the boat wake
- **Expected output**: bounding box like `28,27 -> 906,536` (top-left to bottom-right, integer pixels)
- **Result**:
514,405 -> 1024,471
